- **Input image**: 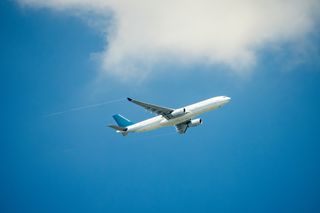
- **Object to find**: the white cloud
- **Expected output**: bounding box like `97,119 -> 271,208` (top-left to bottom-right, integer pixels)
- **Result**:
18,0 -> 320,80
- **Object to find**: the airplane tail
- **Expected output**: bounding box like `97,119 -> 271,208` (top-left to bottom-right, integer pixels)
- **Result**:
108,125 -> 127,131
112,114 -> 134,127
108,125 -> 128,136
108,114 -> 134,136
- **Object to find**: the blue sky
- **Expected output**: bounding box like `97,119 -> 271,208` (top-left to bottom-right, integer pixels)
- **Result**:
2,1 -> 320,212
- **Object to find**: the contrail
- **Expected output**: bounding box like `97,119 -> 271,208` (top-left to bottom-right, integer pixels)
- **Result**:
45,98 -> 125,117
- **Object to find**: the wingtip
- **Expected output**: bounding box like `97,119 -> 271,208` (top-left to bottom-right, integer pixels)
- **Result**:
127,97 -> 132,101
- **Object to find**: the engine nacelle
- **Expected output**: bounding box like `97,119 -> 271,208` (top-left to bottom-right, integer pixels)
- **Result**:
171,108 -> 186,117
188,118 -> 202,127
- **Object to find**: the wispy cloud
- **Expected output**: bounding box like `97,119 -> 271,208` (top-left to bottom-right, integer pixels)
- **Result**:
18,0 -> 320,80
44,98 -> 125,117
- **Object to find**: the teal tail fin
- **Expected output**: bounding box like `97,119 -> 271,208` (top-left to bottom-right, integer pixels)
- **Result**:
112,114 -> 134,127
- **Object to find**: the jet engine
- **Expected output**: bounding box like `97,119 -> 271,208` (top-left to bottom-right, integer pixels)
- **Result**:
188,118 -> 202,127
171,108 -> 186,117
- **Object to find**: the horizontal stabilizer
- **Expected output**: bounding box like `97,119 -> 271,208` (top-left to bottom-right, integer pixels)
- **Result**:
108,125 -> 127,131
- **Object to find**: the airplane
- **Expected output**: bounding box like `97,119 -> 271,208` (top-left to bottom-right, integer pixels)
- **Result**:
108,96 -> 231,136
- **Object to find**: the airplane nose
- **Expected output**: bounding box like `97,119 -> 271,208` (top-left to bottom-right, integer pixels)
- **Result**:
225,96 -> 231,102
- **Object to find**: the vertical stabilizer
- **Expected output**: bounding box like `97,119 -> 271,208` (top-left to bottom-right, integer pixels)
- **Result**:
112,114 -> 134,127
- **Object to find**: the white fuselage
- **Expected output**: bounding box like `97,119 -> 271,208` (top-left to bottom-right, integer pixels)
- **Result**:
126,96 -> 231,133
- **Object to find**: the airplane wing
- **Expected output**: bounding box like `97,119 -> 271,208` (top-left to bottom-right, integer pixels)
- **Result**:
127,98 -> 174,119
175,121 -> 190,134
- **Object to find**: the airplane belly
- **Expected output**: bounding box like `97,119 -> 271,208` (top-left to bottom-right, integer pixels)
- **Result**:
136,124 -> 161,132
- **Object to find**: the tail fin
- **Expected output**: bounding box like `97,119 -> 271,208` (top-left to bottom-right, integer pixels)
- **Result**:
112,114 -> 134,127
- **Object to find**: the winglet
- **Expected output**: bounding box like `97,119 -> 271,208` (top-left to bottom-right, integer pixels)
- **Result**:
127,97 -> 132,101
